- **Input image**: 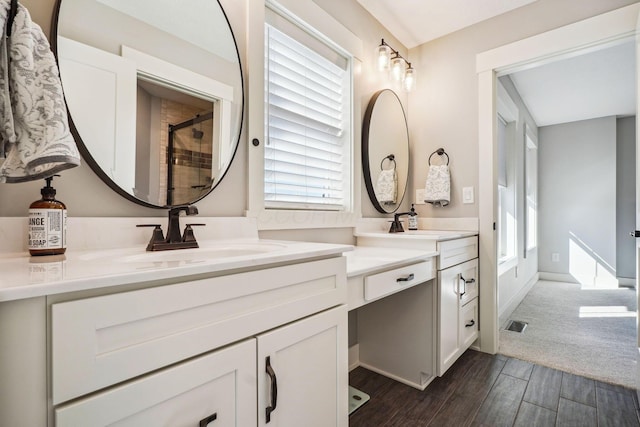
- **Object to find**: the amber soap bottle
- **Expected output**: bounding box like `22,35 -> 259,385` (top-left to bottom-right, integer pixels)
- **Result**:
28,175 -> 67,256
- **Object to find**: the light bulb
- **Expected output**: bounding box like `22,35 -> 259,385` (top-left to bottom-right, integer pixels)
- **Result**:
391,57 -> 405,82
376,44 -> 391,72
403,67 -> 416,92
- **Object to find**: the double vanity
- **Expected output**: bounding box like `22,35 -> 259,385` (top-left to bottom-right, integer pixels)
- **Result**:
0,217 -> 478,427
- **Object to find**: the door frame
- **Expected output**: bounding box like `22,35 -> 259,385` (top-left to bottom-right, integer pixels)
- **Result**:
476,4 -> 640,355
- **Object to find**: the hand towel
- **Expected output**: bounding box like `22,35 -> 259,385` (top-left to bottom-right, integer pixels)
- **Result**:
424,164 -> 450,207
0,0 -> 80,183
375,167 -> 397,205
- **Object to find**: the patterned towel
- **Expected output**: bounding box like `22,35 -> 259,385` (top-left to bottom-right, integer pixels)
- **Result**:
424,164 -> 450,207
0,0 -> 80,183
375,167 -> 397,205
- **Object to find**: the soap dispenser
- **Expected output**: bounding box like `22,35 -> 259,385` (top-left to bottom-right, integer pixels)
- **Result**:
28,175 -> 67,256
408,204 -> 418,230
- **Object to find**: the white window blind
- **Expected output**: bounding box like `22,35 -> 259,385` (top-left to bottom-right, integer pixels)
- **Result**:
264,17 -> 350,211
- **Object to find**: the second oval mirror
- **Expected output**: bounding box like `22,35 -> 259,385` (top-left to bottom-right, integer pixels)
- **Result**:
54,0 -> 243,208
362,89 -> 409,213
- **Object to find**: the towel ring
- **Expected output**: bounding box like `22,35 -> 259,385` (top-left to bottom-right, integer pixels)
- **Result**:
428,148 -> 449,166
380,154 -> 396,170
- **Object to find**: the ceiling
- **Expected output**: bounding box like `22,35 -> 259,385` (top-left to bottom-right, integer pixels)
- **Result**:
356,0 -> 538,48
356,1 -> 636,127
508,41 -> 636,127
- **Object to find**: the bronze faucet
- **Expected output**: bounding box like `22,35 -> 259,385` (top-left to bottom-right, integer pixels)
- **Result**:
138,205 -> 204,251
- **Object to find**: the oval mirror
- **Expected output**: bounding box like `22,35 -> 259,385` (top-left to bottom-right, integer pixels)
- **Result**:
362,89 -> 409,213
53,0 -> 243,208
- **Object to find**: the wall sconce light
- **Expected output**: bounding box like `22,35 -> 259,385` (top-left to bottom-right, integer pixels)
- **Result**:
376,39 -> 416,92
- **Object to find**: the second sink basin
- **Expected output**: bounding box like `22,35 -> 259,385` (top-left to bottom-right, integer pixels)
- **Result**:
119,241 -> 288,263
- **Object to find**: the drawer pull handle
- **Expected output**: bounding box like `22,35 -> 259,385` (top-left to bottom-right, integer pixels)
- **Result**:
465,319 -> 476,328
265,356 -> 278,423
199,412 -> 217,427
397,273 -> 415,283
459,275 -> 475,298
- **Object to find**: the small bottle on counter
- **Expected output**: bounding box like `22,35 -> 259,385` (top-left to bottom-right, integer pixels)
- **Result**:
408,204 -> 418,230
28,175 -> 67,256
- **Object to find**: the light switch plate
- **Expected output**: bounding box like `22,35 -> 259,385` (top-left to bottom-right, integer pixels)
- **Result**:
462,186 -> 474,204
415,189 -> 426,204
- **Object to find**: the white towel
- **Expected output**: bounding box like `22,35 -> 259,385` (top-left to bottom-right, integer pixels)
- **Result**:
0,1 -> 80,183
424,164 -> 450,207
375,167 -> 397,205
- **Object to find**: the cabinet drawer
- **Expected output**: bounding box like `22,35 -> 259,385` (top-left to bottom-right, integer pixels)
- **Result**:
460,298 -> 479,350
56,339 -> 256,427
51,257 -> 346,404
438,236 -> 478,269
458,258 -> 478,306
364,260 -> 434,301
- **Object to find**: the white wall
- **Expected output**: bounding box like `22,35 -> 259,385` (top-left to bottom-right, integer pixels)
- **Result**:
496,76 -> 539,324
539,116 -> 617,285
2,0 -> 636,234
617,116 -> 636,280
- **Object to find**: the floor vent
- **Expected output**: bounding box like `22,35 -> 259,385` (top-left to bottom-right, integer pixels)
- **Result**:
505,320 -> 528,333
348,386 -> 370,415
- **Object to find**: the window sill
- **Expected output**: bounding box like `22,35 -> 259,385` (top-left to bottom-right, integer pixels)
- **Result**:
247,209 -> 358,231
498,255 -> 518,276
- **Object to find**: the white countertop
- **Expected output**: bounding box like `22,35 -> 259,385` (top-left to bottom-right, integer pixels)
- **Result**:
0,239 -> 352,302
345,246 -> 438,277
354,229 -> 477,241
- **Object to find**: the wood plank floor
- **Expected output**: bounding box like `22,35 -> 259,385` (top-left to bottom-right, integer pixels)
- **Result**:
349,350 -> 640,426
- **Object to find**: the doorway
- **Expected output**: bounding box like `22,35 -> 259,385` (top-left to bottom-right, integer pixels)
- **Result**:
475,4 -> 640,379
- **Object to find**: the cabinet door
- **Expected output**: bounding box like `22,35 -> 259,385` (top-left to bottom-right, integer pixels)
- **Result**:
55,339 -> 256,427
438,264 -> 462,376
257,306 -> 348,427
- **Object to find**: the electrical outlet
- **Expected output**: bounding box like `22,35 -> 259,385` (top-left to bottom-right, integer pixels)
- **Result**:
552,253 -> 560,262
415,189 -> 426,204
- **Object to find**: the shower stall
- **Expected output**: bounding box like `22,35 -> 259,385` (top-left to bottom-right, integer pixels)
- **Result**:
167,111 -> 214,205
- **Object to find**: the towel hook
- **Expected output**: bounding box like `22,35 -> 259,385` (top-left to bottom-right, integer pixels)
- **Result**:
428,148 -> 449,166
6,0 -> 18,38
380,154 -> 396,170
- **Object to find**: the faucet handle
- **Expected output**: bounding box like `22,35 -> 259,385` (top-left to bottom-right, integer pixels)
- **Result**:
183,223 -> 205,243
137,224 -> 165,251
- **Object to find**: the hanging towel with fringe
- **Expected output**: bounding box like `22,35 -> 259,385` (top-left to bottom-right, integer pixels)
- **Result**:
424,164 -> 450,207
0,0 -> 80,183
375,163 -> 397,205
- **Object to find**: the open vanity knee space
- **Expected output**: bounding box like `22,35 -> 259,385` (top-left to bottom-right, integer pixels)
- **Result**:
350,225 -> 479,391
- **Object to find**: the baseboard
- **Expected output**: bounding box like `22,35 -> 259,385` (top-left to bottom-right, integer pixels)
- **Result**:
348,344 -> 360,372
358,362 -> 434,391
498,272 -> 539,327
539,272 -> 636,288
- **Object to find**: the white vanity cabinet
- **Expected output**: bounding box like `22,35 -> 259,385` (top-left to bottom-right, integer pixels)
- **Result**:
55,306 -> 347,427
0,250 -> 349,427
354,230 -> 479,381
437,256 -> 479,375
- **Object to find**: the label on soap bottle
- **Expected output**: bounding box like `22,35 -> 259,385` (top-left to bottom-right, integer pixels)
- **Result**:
28,209 -> 67,250
408,215 -> 418,230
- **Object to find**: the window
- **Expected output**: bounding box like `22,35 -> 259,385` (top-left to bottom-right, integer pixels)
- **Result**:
264,8 -> 352,211
497,82 -> 518,268
525,127 -> 538,252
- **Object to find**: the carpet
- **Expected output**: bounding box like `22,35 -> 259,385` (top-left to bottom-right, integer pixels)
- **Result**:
499,280 -> 638,388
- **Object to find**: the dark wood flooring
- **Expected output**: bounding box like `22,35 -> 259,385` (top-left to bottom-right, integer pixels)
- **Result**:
349,350 -> 640,426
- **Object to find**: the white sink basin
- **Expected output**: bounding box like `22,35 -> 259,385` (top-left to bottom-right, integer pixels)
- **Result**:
77,241 -> 288,264
120,242 -> 287,263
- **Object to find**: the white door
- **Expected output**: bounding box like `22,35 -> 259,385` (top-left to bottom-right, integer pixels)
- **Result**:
635,10 -> 640,396
257,306 -> 348,427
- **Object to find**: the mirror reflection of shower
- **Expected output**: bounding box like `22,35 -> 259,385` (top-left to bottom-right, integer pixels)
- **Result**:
167,111 -> 214,205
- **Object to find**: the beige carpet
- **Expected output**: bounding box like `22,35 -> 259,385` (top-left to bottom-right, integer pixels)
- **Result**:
499,280 -> 638,388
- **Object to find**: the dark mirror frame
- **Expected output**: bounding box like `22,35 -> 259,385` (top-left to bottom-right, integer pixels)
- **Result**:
50,0 -> 244,209
362,89 -> 409,214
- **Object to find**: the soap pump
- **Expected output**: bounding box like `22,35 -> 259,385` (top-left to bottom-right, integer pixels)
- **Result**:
28,175 -> 67,256
408,204 -> 418,230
